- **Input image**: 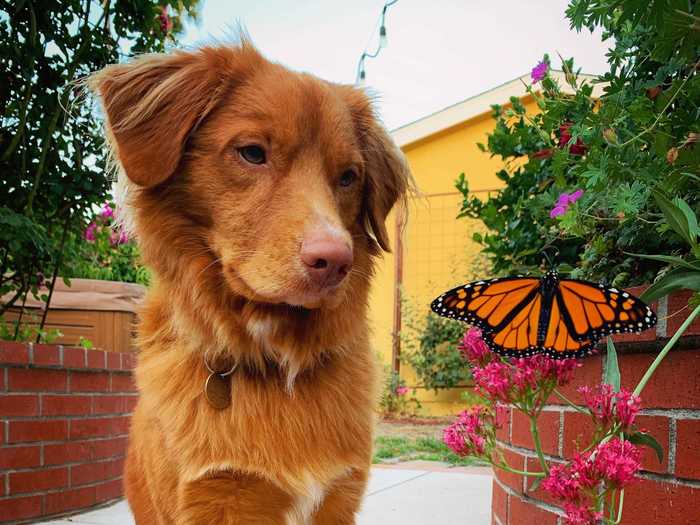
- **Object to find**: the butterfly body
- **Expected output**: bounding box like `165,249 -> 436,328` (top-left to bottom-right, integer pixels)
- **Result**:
431,271 -> 657,359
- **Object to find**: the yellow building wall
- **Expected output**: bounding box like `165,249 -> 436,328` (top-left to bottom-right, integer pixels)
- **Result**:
368,96 -> 540,416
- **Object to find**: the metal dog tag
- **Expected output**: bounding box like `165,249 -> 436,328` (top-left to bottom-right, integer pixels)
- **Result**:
205,372 -> 231,410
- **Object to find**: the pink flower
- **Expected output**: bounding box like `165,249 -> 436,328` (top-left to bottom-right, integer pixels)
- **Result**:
593,438 -> 641,488
563,503 -> 603,525
84,222 -> 97,242
443,406 -> 491,457
550,205 -> 568,218
109,227 -> 130,246
472,361 -> 512,402
158,5 -> 173,33
101,203 -> 114,219
458,327 -> 493,365
531,60 -> 548,82
542,453 -> 597,502
579,385 -> 640,430
396,385 -> 409,396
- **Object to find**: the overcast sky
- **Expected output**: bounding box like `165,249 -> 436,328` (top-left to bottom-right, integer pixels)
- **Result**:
182,1 -> 612,130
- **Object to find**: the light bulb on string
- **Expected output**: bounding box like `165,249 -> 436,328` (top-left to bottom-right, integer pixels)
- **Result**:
379,25 -> 387,49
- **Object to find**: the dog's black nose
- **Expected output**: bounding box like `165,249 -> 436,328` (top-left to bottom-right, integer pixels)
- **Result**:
300,233 -> 353,287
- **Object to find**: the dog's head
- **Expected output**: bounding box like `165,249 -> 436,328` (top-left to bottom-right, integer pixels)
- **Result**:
91,41 -> 409,311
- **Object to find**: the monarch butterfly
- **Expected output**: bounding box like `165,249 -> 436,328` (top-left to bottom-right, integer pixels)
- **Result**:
430,271 -> 657,359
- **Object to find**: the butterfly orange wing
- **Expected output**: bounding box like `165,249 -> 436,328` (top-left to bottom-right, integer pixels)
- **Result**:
431,277 -> 540,333
557,279 -> 656,342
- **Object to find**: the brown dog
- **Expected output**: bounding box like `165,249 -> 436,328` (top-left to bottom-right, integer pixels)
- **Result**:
90,39 -> 410,524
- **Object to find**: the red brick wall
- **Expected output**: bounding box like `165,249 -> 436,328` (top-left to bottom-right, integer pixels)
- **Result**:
0,342 -> 136,524
492,342 -> 700,525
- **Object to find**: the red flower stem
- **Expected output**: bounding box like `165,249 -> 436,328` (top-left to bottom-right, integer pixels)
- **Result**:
633,303 -> 700,397
529,415 -> 549,474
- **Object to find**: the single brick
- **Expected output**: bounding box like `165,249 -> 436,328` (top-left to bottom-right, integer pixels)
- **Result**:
71,458 -> 123,486
93,395 -> 127,415
63,346 -> 86,369
563,411 -> 595,457
8,419 -> 69,443
0,342 -> 30,365
8,368 -> 67,392
71,371 -> 110,392
0,394 -> 39,416
111,373 -> 137,393
44,440 -> 94,466
492,479 -> 509,524
0,445 -> 41,469
92,436 -> 128,459
45,485 -> 96,515
33,344 -> 61,366
621,477 -> 700,524
675,418 -> 700,479
87,349 -> 107,369
9,466 -> 69,494
0,494 -> 42,522
42,394 -> 92,416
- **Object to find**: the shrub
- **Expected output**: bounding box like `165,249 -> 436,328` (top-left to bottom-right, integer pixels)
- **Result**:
0,1 -> 199,339
458,0 -> 700,288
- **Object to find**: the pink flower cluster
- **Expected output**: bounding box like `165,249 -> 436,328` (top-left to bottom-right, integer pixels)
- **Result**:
83,202 -> 129,246
579,384 -> 641,430
550,189 -> 584,218
443,406 -> 491,457
395,385 -> 409,396
543,438 -> 641,524
460,328 -> 578,405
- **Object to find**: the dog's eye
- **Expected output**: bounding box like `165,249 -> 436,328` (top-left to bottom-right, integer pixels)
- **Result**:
238,145 -> 266,165
339,169 -> 357,187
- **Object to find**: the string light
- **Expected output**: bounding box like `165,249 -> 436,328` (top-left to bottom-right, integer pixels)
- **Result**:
355,0 -> 399,84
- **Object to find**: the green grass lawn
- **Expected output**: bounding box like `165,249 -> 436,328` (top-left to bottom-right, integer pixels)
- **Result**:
372,435 -> 484,466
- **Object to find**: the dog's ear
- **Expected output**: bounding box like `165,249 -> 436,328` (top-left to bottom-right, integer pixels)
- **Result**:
362,120 -> 411,252
337,87 -> 411,253
89,46 -> 258,187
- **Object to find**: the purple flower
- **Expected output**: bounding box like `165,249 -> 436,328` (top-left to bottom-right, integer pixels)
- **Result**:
550,190 -> 584,219
531,60 -> 548,83
550,205 -> 568,218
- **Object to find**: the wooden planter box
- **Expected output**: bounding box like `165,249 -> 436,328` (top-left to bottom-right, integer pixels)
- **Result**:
4,279 -> 145,353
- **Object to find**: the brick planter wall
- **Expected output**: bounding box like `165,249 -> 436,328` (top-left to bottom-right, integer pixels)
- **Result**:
0,342 -> 136,524
492,292 -> 700,525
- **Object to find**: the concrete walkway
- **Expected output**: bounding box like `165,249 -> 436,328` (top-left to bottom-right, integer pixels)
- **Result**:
41,463 -> 492,525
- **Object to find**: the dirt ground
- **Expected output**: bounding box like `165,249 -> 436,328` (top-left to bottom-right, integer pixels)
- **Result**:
375,417 -> 452,440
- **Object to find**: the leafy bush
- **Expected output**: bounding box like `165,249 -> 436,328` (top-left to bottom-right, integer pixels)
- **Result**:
378,367 -> 421,417
458,0 -> 699,288
0,1 -> 199,339
401,298 -> 471,392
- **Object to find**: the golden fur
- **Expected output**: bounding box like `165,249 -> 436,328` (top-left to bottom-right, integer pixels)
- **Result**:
90,39 -> 410,524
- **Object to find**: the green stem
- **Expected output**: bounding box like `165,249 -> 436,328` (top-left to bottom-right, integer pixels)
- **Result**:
494,462 -> 546,478
553,388 -> 588,413
529,416 -> 549,474
614,489 -> 625,524
619,71 -> 692,147
633,303 -> 700,396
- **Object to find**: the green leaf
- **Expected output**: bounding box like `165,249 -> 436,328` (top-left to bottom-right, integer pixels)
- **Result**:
641,268 -> 700,302
626,253 -> 700,272
604,338 -> 620,392
626,431 -> 664,464
653,189 -> 695,248
673,197 -> 700,239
